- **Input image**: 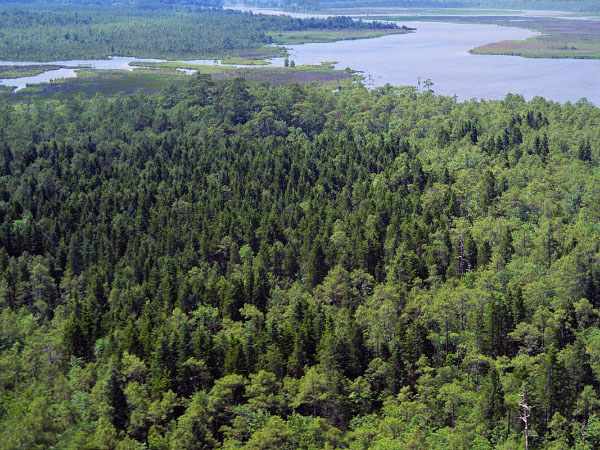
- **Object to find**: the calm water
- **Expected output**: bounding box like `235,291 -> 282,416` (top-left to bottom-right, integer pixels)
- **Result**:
2,14 -> 600,104
271,20 -> 600,104
0,56 -> 226,92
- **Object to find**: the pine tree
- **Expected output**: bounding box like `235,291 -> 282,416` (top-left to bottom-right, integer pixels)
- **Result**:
476,366 -> 505,432
481,170 -> 496,210
498,227 -> 514,266
308,239 -> 327,288
579,139 -> 592,162
63,299 -> 89,359
536,347 -> 567,432
106,366 -> 128,431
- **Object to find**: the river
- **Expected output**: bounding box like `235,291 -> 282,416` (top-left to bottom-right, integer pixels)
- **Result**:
1,9 -> 599,104
270,20 -> 600,104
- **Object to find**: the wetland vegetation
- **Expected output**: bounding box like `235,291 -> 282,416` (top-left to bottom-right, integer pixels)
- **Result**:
347,11 -> 600,60
0,64 -> 73,79
269,27 -> 412,44
468,16 -> 600,59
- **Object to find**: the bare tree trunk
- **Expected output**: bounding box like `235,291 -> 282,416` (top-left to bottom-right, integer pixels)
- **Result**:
519,390 -> 533,450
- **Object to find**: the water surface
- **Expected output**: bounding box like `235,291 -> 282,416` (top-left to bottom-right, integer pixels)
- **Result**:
2,13 -> 599,104
272,20 -> 600,104
0,57 -> 227,92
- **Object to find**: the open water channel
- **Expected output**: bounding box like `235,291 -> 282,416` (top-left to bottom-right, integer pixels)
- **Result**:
1,9 -> 599,104
274,20 -> 600,104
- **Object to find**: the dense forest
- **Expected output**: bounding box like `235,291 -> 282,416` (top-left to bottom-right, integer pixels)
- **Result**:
0,73 -> 599,449
0,5 -> 397,61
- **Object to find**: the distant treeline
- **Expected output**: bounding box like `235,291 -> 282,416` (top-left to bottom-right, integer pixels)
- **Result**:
0,4 -> 393,61
240,0 -> 600,12
280,16 -> 398,29
1,0 -> 597,11
0,0 -> 224,6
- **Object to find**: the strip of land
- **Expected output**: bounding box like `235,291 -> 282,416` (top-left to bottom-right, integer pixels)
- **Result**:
208,65 -> 357,86
0,65 -> 73,78
269,28 -> 412,45
466,16 -> 600,59
10,69 -> 190,97
363,13 -> 600,59
5,64 -> 359,99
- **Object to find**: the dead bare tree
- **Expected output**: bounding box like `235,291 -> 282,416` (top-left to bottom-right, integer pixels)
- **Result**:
456,233 -> 471,277
519,390 -> 534,450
